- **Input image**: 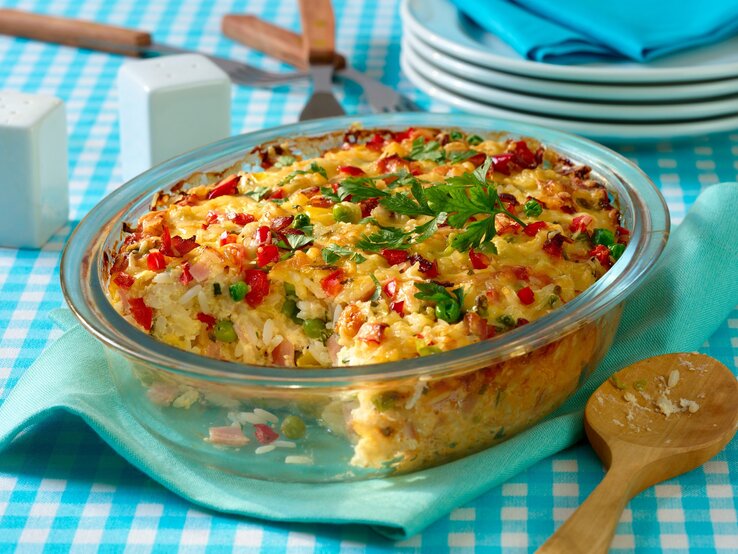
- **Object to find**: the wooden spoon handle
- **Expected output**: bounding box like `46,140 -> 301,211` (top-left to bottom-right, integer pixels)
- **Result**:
537,465 -> 633,554
0,9 -> 151,56
297,0 -> 336,64
221,14 -> 346,70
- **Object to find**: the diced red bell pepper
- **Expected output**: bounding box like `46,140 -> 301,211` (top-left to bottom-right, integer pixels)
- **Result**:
392,128 -> 414,142
366,133 -> 385,152
490,153 -> 514,175
113,272 -> 135,289
256,225 -> 271,245
129,297 -> 153,331
377,154 -> 409,174
517,286 -> 535,305
511,140 -> 538,169
228,212 -> 255,226
321,269 -> 344,296
390,300 -> 404,316
469,249 -> 490,269
253,424 -> 279,445
179,263 -> 193,285
381,249 -> 409,266
267,188 -> 285,200
196,312 -> 216,330
338,165 -> 365,176
512,266 -> 530,281
257,244 -> 280,267
244,269 -> 270,307
523,221 -> 547,236
207,174 -> 240,199
570,214 -> 593,233
589,244 -> 612,266
467,152 -> 487,167
146,250 -> 166,271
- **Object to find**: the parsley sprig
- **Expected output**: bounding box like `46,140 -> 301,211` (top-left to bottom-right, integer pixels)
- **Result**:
321,244 -> 366,264
414,282 -> 464,323
279,162 -> 327,186
366,157 -> 526,252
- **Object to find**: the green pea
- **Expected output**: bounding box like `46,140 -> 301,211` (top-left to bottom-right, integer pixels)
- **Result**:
449,130 -> 464,141
609,243 -> 626,260
283,282 -> 297,296
467,135 -> 483,146
292,213 -> 311,229
592,228 -> 615,247
214,320 -> 237,343
332,202 -> 361,223
280,415 -> 306,439
523,199 -> 542,217
302,318 -> 328,340
229,281 -> 249,302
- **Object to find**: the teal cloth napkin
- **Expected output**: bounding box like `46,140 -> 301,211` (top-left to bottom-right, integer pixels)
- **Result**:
450,0 -> 738,63
1,183 -> 737,540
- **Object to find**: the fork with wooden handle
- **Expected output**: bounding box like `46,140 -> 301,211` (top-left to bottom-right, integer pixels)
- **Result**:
222,14 -> 420,112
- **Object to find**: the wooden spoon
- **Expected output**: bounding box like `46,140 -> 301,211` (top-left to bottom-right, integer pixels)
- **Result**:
538,353 -> 738,553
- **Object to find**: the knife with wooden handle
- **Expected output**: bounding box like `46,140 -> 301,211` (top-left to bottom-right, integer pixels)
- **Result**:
0,9 -> 306,86
221,13 -> 420,112
221,14 -> 346,70
0,8 -> 151,55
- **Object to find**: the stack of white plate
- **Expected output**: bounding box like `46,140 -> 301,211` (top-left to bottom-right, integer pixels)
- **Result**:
400,0 -> 738,141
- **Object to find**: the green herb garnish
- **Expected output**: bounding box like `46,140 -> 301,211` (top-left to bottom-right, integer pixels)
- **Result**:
275,155 -> 296,168
406,137 -> 446,163
414,282 -> 464,323
467,135 -> 483,146
321,244 -> 366,265
592,228 -> 615,247
244,187 -> 270,201
279,162 -> 327,185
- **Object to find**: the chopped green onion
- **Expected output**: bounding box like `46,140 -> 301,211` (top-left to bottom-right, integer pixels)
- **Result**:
418,346 -> 442,357
229,281 -> 249,302
467,135 -> 483,146
372,391 -> 401,411
213,283 -> 222,296
523,199 -> 542,217
213,320 -> 237,342
449,130 -> 464,141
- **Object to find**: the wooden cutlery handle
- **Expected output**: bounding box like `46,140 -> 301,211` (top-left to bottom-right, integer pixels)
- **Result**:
298,0 -> 336,64
0,9 -> 151,56
221,14 -> 345,70
536,465 -> 633,554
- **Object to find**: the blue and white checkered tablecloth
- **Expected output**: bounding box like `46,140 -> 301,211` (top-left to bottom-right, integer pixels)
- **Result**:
0,0 -> 737,552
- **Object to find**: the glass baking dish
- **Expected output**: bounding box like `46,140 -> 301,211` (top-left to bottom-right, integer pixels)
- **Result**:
61,113 -> 669,482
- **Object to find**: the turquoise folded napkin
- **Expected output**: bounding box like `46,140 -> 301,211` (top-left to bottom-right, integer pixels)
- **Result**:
1,183 -> 737,540
450,0 -> 738,63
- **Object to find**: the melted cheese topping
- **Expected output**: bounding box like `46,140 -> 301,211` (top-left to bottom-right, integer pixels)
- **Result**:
106,128 -> 627,368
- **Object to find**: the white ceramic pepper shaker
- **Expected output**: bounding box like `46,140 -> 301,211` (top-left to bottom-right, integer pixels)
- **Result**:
0,90 -> 68,249
117,53 -> 232,182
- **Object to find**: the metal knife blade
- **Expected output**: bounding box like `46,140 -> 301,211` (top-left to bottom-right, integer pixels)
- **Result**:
299,63 -> 345,120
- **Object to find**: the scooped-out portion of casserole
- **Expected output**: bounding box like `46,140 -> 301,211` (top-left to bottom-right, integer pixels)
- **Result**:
105,127 -> 628,472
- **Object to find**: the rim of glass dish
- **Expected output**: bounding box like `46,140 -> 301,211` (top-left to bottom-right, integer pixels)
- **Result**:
61,113 -> 669,387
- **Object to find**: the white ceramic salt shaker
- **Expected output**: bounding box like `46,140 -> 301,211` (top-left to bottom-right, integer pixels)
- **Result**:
117,54 -> 231,181
0,91 -> 68,249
